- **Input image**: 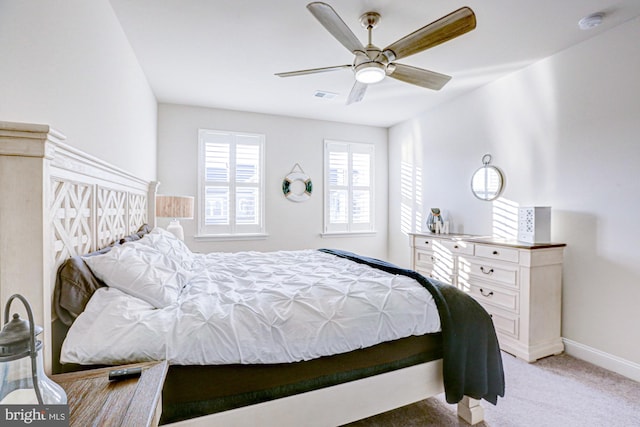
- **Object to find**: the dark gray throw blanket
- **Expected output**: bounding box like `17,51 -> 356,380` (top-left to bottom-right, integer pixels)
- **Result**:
319,249 -> 505,405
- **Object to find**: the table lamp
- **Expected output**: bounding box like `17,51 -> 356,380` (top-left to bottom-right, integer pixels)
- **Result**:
155,195 -> 194,241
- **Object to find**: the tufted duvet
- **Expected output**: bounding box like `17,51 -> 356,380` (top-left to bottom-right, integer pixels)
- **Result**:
61,229 -> 440,366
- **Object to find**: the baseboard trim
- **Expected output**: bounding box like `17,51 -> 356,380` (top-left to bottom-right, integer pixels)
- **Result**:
562,338 -> 640,382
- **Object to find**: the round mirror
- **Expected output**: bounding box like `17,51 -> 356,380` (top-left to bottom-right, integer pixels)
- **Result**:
471,154 -> 505,201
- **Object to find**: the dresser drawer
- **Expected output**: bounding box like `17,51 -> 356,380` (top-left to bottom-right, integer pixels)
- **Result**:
415,255 -> 434,276
475,244 -> 519,263
415,265 -> 432,278
417,260 -> 455,284
413,236 -> 434,251
483,306 -> 519,339
415,249 -> 454,283
415,248 -> 435,267
437,239 -> 475,256
418,268 -> 454,284
469,281 -> 519,313
462,259 -> 518,288
416,245 -> 455,268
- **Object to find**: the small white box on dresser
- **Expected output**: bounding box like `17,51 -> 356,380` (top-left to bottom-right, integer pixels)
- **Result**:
518,206 -> 551,243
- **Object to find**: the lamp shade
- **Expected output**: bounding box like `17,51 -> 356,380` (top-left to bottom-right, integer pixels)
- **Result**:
156,195 -> 194,219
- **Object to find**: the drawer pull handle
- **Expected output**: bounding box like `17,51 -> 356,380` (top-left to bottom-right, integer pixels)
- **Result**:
424,241 -> 430,245
492,250 -> 499,255
454,245 -> 459,249
480,266 -> 494,275
479,288 -> 494,297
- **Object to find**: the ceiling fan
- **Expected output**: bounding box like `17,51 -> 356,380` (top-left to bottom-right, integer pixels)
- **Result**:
275,2 -> 476,104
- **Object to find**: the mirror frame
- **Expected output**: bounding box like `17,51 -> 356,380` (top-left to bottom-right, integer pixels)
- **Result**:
471,154 -> 505,201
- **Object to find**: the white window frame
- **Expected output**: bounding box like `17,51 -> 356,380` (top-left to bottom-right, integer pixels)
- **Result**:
196,129 -> 266,240
323,140 -> 375,236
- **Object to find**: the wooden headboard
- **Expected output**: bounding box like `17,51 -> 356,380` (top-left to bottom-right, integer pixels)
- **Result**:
0,121 -> 157,372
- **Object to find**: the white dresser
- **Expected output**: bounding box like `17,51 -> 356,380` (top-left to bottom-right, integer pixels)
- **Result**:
409,233 -> 566,362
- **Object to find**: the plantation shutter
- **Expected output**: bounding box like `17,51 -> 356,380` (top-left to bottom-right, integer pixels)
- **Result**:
199,130 -> 264,236
324,141 -> 375,234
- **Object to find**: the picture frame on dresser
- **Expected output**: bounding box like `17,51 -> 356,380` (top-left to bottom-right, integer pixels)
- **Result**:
410,232 -> 566,362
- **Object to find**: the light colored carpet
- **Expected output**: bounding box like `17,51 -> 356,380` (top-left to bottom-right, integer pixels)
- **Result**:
344,352 -> 640,426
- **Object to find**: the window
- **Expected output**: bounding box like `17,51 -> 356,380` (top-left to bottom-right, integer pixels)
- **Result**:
198,129 -> 265,237
324,140 -> 375,234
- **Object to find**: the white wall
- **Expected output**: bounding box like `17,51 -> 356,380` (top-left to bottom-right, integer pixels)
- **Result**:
388,17 -> 640,366
158,103 -> 388,258
0,0 -> 157,180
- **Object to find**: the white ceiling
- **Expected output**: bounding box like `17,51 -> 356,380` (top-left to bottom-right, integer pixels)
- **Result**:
109,0 -> 640,128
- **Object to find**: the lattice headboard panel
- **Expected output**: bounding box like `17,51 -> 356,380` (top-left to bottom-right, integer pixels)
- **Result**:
51,180 -> 93,263
0,121 -> 157,372
50,181 -> 150,265
129,192 -> 148,233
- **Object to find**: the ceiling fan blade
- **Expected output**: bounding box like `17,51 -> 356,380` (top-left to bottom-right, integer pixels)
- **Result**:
346,81 -> 367,105
383,7 -> 476,61
275,64 -> 352,78
387,63 -> 452,90
307,2 -> 365,53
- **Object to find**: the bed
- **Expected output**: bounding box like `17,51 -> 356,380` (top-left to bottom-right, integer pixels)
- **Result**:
0,121 -> 503,426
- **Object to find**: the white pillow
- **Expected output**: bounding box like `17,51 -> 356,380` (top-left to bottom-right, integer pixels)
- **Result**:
83,243 -> 190,308
137,228 -> 194,268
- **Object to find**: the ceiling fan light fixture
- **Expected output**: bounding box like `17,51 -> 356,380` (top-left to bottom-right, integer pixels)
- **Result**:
355,62 -> 386,84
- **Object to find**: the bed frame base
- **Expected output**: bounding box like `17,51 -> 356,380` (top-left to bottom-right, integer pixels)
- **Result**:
166,360 -> 483,426
457,396 -> 485,425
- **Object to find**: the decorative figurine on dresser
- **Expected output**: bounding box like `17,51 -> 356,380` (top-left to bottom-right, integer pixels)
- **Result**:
426,208 -> 443,233
409,232 -> 566,362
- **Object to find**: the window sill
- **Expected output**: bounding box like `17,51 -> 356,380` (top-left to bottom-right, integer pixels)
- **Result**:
320,231 -> 377,238
194,233 -> 269,242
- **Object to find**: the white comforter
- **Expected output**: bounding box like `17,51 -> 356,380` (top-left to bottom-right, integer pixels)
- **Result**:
61,230 -> 441,366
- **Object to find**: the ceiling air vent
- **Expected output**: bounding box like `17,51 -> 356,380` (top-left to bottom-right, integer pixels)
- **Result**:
313,90 -> 338,100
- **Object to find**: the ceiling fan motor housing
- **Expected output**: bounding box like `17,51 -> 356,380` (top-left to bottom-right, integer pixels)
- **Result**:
352,11 -> 389,84
353,46 -> 389,83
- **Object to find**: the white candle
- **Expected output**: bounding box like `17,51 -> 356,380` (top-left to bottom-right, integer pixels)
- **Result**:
0,388 -> 39,404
